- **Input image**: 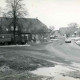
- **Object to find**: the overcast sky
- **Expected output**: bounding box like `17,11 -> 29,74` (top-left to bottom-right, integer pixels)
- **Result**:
0,0 -> 80,30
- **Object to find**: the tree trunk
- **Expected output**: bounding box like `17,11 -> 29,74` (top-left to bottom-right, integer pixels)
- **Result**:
13,10 -> 16,44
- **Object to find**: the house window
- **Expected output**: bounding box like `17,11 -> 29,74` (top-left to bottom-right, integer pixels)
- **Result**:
21,34 -> 24,37
2,36 -> 4,38
11,26 -> 18,31
11,26 -> 14,31
16,26 -> 18,31
6,28 -> 8,31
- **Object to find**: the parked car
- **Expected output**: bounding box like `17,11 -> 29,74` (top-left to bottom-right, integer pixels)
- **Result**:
75,40 -> 80,45
65,38 -> 71,43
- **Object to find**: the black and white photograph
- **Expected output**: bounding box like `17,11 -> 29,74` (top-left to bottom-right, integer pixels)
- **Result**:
0,0 -> 80,80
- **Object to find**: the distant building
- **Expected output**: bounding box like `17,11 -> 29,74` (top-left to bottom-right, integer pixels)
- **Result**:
50,30 -> 61,39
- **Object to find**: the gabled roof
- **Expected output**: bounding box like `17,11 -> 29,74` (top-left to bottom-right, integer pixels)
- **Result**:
0,17 -> 48,33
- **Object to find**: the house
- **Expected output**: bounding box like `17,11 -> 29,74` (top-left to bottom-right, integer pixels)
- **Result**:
50,30 -> 61,39
0,17 -> 48,43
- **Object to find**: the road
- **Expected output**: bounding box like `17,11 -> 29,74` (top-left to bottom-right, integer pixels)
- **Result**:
0,40 -> 80,65
0,40 -> 80,80
46,41 -> 80,63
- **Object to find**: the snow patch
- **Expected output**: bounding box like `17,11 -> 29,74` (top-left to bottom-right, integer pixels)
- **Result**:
30,65 -> 80,80
0,44 -> 30,47
31,65 -> 73,77
71,62 -> 80,70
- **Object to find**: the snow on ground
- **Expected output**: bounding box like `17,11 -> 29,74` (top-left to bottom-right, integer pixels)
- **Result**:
0,44 -> 30,47
71,62 -> 80,70
31,65 -> 80,80
31,65 -> 73,77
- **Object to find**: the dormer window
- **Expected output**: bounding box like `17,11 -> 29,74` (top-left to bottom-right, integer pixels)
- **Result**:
11,26 -> 18,31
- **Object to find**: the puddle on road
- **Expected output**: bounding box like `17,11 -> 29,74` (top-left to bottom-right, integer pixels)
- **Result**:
31,65 -> 80,80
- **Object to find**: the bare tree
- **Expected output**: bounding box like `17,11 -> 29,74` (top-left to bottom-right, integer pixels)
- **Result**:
4,0 -> 28,44
59,23 -> 78,37
0,8 -> 5,33
49,26 -> 54,31
49,26 -> 55,36
68,23 -> 78,28
67,23 -> 78,37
